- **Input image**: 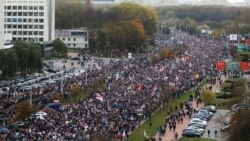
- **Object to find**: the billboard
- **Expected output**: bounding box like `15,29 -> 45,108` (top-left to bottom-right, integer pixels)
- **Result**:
229,34 -> 237,41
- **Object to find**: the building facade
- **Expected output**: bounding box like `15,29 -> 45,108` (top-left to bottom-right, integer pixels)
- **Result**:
4,0 -> 55,43
0,1 -> 4,49
55,27 -> 89,49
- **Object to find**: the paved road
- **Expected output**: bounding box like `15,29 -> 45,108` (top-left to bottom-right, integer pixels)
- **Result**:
201,109 -> 230,141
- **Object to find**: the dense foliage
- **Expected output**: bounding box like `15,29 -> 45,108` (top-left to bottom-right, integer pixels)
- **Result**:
0,41 -> 42,79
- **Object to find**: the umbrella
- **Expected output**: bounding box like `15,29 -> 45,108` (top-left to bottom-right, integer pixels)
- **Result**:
0,128 -> 10,133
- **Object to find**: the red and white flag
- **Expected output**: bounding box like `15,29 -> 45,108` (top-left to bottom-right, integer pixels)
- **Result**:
175,75 -> 179,81
96,93 -> 104,101
163,76 -> 169,81
151,85 -> 157,96
189,62 -> 192,67
136,84 -> 143,93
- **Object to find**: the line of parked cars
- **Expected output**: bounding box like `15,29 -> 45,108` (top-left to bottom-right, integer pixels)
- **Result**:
182,105 -> 216,137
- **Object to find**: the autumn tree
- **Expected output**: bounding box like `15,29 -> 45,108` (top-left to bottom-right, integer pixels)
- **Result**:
229,109 -> 250,141
212,28 -> 226,39
96,19 -> 147,55
160,48 -> 172,59
150,54 -> 158,64
70,85 -> 81,100
15,101 -> 37,121
201,89 -> 216,106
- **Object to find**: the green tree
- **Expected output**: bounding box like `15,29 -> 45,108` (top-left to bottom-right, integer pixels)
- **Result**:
14,41 -> 42,74
0,49 -> 19,79
201,89 -> 216,106
15,101 -> 37,121
53,38 -> 68,57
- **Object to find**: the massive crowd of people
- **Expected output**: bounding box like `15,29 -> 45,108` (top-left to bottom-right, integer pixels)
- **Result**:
0,31 -> 229,141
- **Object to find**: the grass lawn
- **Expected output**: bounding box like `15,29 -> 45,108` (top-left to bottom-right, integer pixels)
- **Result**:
61,91 -> 89,105
127,90 -> 194,141
179,137 -> 217,141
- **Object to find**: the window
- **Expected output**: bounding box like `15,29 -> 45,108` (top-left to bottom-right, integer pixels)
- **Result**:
68,38 -> 70,41
39,38 -> 43,42
7,6 -> 11,10
23,6 -> 27,10
34,12 -> 38,16
13,12 -> 17,16
23,25 -> 27,29
28,31 -> 33,35
23,31 -> 27,35
29,6 -> 33,10
7,12 -> 11,16
18,25 -> 22,29
39,12 -> 44,16
23,19 -> 27,23
39,31 -> 44,35
13,6 -> 17,10
68,44 -> 70,46
73,38 -> 76,41
39,25 -> 44,29
23,12 -> 27,16
18,12 -> 22,16
18,19 -> 22,23
85,44 -> 88,48
33,25 -> 38,29
62,38 -> 65,41
73,43 -> 76,46
39,19 -> 44,23
39,6 -> 44,10
18,6 -> 22,10
34,31 -> 38,35
85,38 -> 88,41
28,12 -> 33,16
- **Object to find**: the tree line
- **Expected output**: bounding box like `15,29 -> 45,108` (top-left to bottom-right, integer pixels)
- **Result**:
0,41 -> 42,79
55,2 -> 157,56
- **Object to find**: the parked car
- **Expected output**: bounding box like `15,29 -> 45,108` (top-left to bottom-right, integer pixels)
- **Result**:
188,122 -> 206,129
183,126 -> 204,134
230,103 -> 248,112
191,114 -> 208,121
201,105 -> 216,113
182,130 -> 202,137
198,110 -> 213,117
190,118 -> 207,126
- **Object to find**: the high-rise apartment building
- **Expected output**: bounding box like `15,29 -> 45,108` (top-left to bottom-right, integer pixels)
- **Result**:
4,0 -> 55,43
0,1 -> 4,49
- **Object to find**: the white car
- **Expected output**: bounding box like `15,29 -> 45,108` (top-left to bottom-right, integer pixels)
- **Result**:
186,125 -> 205,133
190,118 -> 207,126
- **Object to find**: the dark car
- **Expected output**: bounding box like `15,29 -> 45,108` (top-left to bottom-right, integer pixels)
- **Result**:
182,130 -> 201,137
44,103 -> 62,111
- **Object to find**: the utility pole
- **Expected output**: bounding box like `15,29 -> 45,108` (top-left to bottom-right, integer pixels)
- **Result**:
85,69 -> 87,85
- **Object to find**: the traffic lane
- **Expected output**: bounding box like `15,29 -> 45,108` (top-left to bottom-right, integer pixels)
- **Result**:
202,109 -> 230,141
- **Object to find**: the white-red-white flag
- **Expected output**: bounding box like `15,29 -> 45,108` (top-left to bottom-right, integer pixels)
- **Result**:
96,93 -> 104,101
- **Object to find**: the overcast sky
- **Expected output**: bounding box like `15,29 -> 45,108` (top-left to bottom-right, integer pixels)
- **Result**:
227,0 -> 243,3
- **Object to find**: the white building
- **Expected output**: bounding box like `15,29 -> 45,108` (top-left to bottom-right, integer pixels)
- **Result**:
4,0 -> 55,43
55,27 -> 89,49
0,1 -> 4,49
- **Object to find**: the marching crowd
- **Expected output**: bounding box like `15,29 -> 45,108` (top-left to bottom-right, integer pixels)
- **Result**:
0,32 -> 229,141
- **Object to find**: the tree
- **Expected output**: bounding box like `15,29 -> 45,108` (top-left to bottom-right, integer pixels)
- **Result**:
96,19 -> 147,55
201,89 -> 216,106
13,41 -> 42,74
0,50 -> 19,79
162,26 -> 170,35
160,48 -> 172,59
150,54 -> 158,64
229,110 -> 250,141
53,38 -> 68,57
15,101 -> 37,121
70,85 -> 81,100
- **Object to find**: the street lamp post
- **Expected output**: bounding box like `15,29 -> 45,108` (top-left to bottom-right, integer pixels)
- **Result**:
40,116 -> 72,139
